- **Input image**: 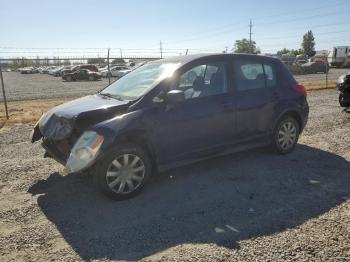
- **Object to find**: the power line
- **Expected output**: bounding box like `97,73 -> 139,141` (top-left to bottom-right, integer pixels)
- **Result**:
255,9 -> 350,27
163,0 -> 348,45
255,28 -> 350,41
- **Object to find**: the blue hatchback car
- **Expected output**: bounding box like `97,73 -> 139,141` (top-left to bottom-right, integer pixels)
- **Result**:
31,54 -> 309,199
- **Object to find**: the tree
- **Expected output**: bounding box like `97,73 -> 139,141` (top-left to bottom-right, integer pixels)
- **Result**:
63,59 -> 71,66
233,38 -> 260,54
277,48 -> 303,57
111,58 -> 126,65
87,58 -> 106,64
302,30 -> 316,58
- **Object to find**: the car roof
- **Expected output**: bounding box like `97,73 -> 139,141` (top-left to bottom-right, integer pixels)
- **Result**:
149,53 -> 280,65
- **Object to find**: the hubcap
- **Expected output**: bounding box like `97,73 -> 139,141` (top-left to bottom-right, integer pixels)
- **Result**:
106,154 -> 145,194
277,121 -> 297,150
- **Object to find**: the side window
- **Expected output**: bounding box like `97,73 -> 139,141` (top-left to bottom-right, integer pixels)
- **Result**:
241,64 -> 264,80
233,61 -> 277,91
177,63 -> 227,99
179,65 -> 205,88
263,64 -> 276,88
234,61 -> 265,91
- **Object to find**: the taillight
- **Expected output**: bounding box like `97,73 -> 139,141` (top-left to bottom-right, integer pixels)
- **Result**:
293,84 -> 307,97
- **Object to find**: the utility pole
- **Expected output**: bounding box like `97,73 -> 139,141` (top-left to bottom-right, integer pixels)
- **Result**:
160,40 -> 163,59
120,48 -> 123,59
0,60 -> 9,120
107,48 -> 111,85
249,19 -> 253,53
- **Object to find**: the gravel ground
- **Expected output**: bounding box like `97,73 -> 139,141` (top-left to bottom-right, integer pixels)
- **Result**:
1,72 -> 110,102
1,68 -> 349,102
0,89 -> 349,261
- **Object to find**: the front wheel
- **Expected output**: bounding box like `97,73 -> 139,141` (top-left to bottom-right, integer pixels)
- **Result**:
271,116 -> 300,154
92,145 -> 152,200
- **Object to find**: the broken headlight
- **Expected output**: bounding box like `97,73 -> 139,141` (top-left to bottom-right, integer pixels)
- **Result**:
65,131 -> 104,173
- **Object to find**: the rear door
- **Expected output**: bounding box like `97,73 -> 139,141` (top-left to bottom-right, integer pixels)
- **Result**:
233,58 -> 279,142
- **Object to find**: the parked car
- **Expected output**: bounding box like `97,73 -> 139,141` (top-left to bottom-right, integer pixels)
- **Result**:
301,61 -> 329,74
100,66 -> 129,77
62,69 -> 102,81
52,66 -> 72,77
31,54 -> 309,200
40,67 -> 49,74
336,72 -> 350,108
20,67 -> 38,74
48,66 -> 63,76
62,64 -> 98,76
114,68 -> 132,78
40,66 -> 56,74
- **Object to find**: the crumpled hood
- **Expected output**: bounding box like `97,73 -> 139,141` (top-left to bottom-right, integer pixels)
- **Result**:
38,94 -> 130,141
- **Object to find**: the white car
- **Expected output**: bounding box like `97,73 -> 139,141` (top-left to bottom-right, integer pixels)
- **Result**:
100,66 -> 129,77
114,69 -> 132,78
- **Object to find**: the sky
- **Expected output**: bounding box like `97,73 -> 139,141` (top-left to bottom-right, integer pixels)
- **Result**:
0,0 -> 349,58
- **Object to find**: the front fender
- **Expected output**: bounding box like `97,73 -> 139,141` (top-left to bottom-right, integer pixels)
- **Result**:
91,110 -> 147,151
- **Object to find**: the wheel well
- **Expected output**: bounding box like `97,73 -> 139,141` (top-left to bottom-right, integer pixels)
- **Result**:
280,111 -> 302,129
113,134 -> 158,172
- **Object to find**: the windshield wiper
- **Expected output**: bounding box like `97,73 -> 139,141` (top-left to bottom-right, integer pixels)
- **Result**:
99,92 -> 124,101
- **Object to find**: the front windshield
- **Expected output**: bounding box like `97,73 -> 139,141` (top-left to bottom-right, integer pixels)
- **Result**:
100,62 -> 181,99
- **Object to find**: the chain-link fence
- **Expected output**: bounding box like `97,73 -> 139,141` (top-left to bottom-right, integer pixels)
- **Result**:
0,54 -> 345,126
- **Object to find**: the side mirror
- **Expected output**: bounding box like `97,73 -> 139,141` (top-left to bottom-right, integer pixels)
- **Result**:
166,90 -> 185,104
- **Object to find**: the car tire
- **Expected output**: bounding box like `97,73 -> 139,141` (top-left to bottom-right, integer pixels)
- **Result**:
339,94 -> 348,107
66,76 -> 72,81
88,75 -> 94,81
92,144 -> 152,200
271,116 -> 300,154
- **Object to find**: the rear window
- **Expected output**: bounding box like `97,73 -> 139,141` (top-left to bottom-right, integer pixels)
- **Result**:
233,60 -> 277,91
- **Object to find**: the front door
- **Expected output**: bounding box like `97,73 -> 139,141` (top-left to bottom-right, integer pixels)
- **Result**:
148,61 -> 236,165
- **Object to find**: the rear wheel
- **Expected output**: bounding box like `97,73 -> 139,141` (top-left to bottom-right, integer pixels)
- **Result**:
271,116 -> 300,154
92,145 -> 152,200
339,94 -> 349,107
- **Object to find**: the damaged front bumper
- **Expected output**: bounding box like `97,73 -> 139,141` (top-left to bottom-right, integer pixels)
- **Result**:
41,138 -> 68,165
31,122 -> 75,166
31,123 -> 104,173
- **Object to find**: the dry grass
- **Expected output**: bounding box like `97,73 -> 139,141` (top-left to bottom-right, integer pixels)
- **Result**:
0,80 -> 338,128
301,80 -> 337,91
0,98 -> 71,128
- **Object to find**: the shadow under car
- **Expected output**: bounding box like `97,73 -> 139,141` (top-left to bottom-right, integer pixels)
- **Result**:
28,144 -> 350,261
